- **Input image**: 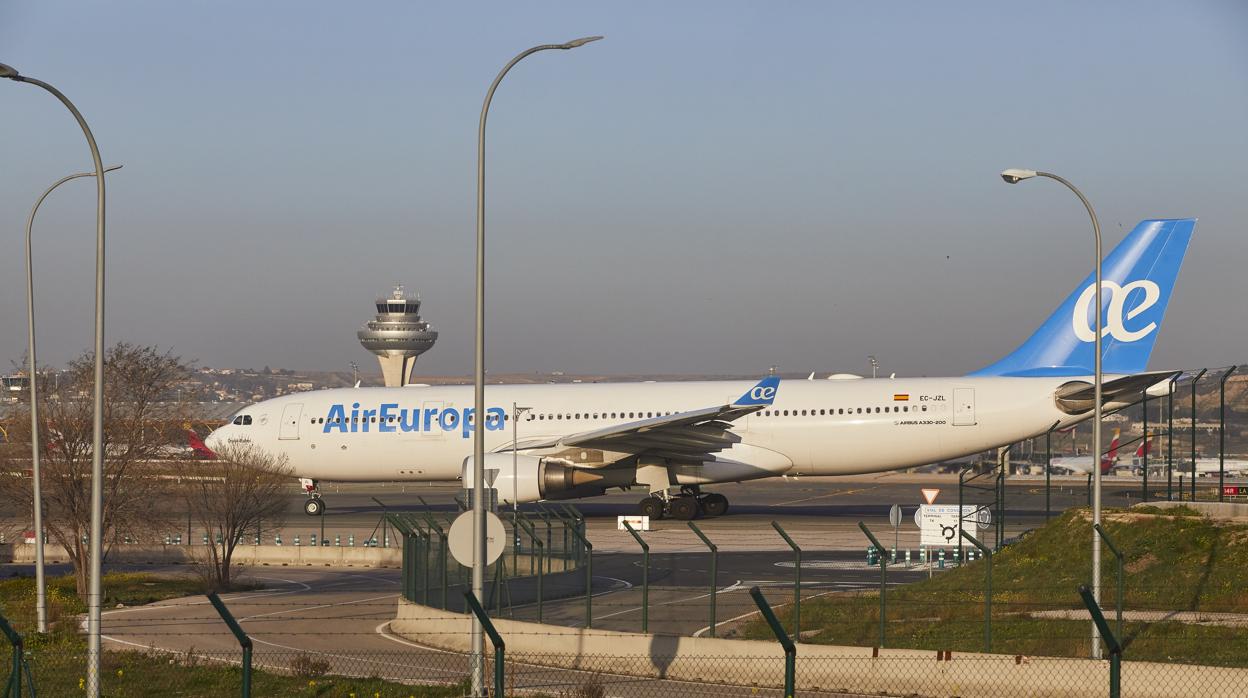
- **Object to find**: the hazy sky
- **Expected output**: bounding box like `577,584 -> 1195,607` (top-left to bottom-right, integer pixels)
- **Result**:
2,2 -> 1245,379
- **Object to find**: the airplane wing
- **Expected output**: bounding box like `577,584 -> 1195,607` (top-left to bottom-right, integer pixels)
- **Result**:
508,376 -> 780,464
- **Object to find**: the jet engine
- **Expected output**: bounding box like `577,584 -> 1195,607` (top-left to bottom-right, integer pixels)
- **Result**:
461,453 -> 633,504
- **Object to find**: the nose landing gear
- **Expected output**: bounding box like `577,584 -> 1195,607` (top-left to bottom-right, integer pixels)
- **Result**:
300,478 -> 326,516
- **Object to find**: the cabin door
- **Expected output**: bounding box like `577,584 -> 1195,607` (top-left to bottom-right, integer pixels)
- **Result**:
279,403 -> 303,440
952,389 -> 976,426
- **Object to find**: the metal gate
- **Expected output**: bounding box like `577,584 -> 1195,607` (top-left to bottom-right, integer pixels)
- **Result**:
953,388 -> 976,426
279,403 -> 303,440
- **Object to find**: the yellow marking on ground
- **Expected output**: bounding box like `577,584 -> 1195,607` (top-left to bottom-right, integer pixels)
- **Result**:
778,486 -> 875,506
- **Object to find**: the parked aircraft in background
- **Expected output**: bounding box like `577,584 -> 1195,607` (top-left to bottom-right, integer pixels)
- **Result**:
1050,429 -> 1122,475
1192,456 -> 1248,478
205,218 -> 1196,519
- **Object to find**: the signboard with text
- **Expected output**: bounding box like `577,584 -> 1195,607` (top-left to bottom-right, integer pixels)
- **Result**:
915,504 -> 988,547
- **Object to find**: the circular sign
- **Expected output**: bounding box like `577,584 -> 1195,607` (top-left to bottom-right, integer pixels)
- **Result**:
976,508 -> 993,530
448,510 -> 506,568
889,504 -> 903,528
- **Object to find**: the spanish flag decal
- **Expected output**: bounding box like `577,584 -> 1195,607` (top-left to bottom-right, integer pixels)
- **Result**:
893,394 -> 909,401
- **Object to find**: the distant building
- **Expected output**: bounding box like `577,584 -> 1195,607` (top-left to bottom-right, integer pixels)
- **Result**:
1,374 -> 28,396
357,285 -> 439,387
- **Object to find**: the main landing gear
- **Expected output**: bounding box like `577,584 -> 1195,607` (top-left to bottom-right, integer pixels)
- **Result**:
637,486 -> 729,521
301,478 -> 326,516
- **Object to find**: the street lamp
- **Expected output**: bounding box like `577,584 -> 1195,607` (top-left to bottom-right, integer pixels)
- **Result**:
472,36 -> 601,696
1000,167 -> 1104,658
511,403 -> 532,569
3,62 -> 110,694
25,165 -> 123,634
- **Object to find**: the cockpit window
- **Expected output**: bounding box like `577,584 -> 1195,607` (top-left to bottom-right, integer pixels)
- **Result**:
232,415 -> 253,426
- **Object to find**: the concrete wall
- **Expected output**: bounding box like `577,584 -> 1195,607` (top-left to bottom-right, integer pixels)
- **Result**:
1135,500 -> 1248,518
8,543 -> 402,568
392,599 -> 1248,697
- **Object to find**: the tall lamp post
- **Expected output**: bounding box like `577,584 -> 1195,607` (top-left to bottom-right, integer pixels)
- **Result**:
511,403 -> 532,510
25,165 -> 123,634
1000,168 -> 1103,658
2,62 -> 110,694
511,403 -> 532,570
473,36 -> 601,696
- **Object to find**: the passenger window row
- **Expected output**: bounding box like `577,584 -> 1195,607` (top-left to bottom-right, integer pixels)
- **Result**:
760,405 -> 925,417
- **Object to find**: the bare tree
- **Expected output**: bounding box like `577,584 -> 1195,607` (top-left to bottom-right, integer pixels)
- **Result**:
0,343 -> 187,597
180,444 -> 291,590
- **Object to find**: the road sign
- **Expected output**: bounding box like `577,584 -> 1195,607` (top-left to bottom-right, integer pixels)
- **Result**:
617,515 -> 651,531
448,510 -> 506,567
921,488 -> 940,505
889,504 -> 902,528
975,507 -> 993,529
1224,485 -> 1247,497
915,504 -> 985,546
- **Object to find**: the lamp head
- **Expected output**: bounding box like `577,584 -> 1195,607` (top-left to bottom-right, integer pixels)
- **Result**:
0,63 -> 20,80
561,36 -> 603,49
1001,168 -> 1038,184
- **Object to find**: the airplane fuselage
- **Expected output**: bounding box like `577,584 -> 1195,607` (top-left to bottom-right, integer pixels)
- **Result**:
207,375 -> 1091,486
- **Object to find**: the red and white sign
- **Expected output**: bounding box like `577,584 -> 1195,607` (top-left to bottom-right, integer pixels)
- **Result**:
921,488 -> 940,505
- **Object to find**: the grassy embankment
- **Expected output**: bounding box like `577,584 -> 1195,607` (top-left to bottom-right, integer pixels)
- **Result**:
0,573 -> 466,696
741,506 -> 1248,666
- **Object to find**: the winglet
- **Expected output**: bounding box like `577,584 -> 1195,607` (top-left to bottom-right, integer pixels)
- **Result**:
734,375 -> 780,406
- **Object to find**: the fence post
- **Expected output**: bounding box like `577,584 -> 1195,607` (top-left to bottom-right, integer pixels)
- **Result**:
749,587 -> 795,698
772,521 -> 802,639
420,513 -> 450,611
957,469 -> 965,564
1219,366 -> 1238,501
1191,368 -> 1207,502
1045,426 -> 1054,520
1093,523 -> 1124,639
387,515 -> 415,602
536,506 -> 555,575
566,516 -> 593,628
1,610 -> 27,698
553,507 -> 572,565
996,447 -> 1006,551
207,592 -> 253,698
858,522 -> 888,648
623,520 -> 649,632
959,530 -> 992,653
463,592 -> 505,698
1142,389 -> 1149,502
1167,374 -> 1178,501
554,505 -> 577,566
1078,585 -> 1122,698
517,517 -> 544,623
406,518 -> 431,605
688,522 -> 718,637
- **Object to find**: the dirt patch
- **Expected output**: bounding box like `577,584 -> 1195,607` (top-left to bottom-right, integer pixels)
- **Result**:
1126,551 -> 1159,574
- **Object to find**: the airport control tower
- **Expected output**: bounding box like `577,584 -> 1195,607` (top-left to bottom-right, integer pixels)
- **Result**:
357,285 -> 438,387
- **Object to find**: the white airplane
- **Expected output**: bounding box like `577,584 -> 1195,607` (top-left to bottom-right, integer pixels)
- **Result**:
206,218 -> 1196,520
1049,429 -> 1122,476
1191,457 -> 1248,478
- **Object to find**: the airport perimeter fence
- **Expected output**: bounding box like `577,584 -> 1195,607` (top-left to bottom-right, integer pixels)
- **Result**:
8,600 -> 1248,697
3,645 -> 1191,698
390,504 -> 590,615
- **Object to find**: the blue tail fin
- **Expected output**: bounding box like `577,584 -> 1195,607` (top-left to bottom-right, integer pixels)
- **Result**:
970,218 -> 1195,377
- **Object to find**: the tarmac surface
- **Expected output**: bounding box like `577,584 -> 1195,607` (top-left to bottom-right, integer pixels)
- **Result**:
274,471 -> 1167,551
